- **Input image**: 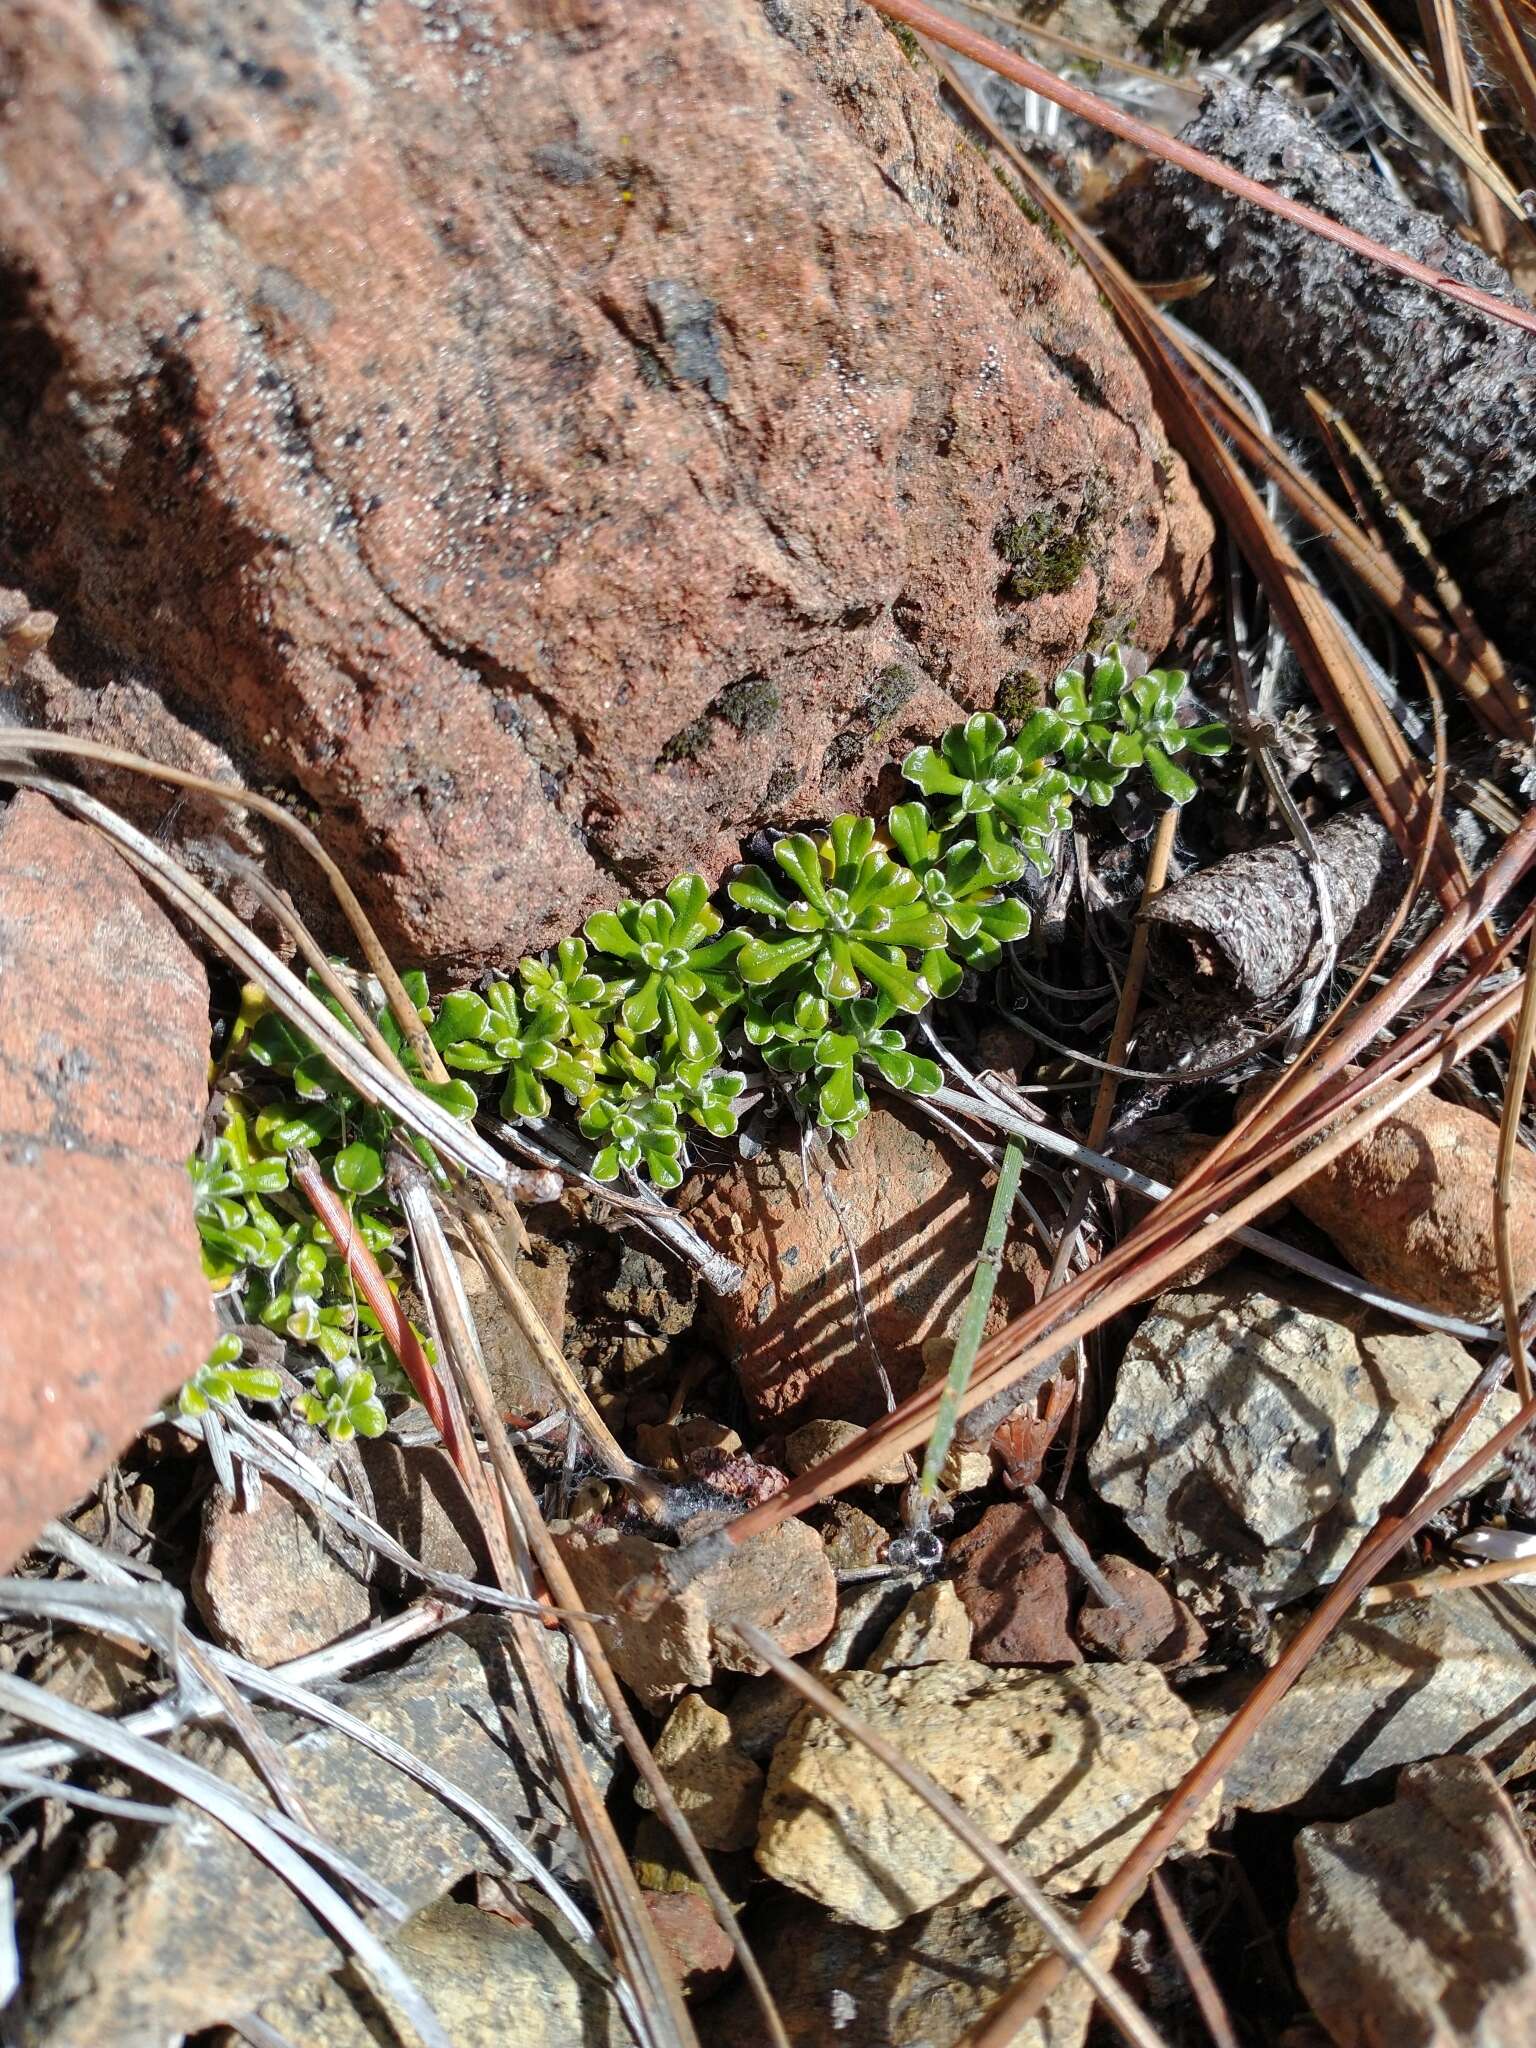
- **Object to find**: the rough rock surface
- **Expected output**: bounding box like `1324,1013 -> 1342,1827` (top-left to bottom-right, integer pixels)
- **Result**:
358,1437 -> 491,1586
756,1659 -> 1216,1929
717,1888 -> 1117,2047
0,790 -> 213,1572
0,0 -> 1209,968
1076,1556 -> 1206,1667
641,1892 -> 736,2000
947,1501 -> 1081,1667
1106,77 -> 1536,637
549,1516 -> 835,1707
787,1418 -> 908,1488
1291,1758 -> 1536,2048
868,1581 -> 975,1672
684,1102 -> 1050,1422
1208,1587 -> 1536,1815
1089,1270 -> 1516,1602
633,1692 -> 764,1851
1289,1092 -> 1536,1323
20,1620 -> 609,2048
253,1897 -> 619,2048
192,1479 -> 373,1664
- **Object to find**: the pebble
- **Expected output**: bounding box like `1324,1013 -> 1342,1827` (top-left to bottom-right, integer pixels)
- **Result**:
867,1582 -> 974,1672
634,1693 -> 765,1851
1076,1557 -> 1207,1667
191,1479 -> 372,1666
947,1503 -> 1080,1666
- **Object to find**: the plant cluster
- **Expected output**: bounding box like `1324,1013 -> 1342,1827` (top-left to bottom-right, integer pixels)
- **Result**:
185,649 -> 1225,1426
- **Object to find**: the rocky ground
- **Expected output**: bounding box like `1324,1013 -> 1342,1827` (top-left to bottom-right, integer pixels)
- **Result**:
4,1 -> 1536,2046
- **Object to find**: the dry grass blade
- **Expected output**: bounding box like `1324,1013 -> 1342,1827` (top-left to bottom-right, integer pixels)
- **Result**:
1495,927 -> 1536,1400
1148,1872 -> 1241,2048
1328,0 -> 1527,219
926,50 -> 1472,908
393,1164 -> 701,2048
0,727 -> 449,1082
734,1624 -> 1169,2048
875,0 -> 1536,334
1469,0 -> 1536,141
946,0 -> 1203,92
1358,1549 -> 1536,1604
1420,0 -> 1512,253
0,1673 -> 452,2048
0,769 -> 516,1188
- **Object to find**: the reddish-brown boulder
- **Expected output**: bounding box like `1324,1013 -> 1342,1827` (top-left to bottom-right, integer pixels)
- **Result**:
683,1101 -> 1051,1424
0,792 -> 213,1569
0,0 -> 1209,969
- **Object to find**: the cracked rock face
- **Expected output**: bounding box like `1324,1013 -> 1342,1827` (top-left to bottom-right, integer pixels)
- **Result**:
0,0 -> 1210,968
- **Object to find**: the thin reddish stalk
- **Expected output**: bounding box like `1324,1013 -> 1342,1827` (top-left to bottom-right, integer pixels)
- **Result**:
290,1148 -> 464,1463
871,0 -> 1536,337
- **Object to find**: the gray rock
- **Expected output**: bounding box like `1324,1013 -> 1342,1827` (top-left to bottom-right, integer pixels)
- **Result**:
1089,1272 -> 1515,1602
1209,1586 -> 1536,1814
718,1887 -> 1116,2046
756,1659 -> 1217,1930
192,1479 -> 373,1665
20,1619 -> 609,2048
1291,1757 -> 1536,2048
255,1896 -> 619,2047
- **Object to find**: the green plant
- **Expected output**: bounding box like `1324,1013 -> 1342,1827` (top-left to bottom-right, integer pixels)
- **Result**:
178,1333 -> 282,1419
189,1106 -> 293,1283
729,814 -> 946,1012
745,990 -> 939,1139
901,711 -> 1071,878
431,981 -> 595,1121
1054,647 -> 1229,806
296,1365 -> 388,1442
583,874 -> 744,1064
578,1086 -> 688,1189
885,800 -> 1032,998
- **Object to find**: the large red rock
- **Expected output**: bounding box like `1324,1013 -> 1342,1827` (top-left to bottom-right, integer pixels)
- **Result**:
0,0 -> 1210,969
0,792 -> 213,1569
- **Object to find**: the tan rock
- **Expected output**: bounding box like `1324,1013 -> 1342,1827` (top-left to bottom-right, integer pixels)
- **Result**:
1291,1091 -> 1536,1321
551,1516 -> 836,1708
192,1481 -> 372,1666
820,1501 -> 890,1573
1291,1757 -> 1536,2048
757,1660 -> 1216,1928
787,1418 -> 908,1488
359,1439 -> 489,1586
867,1582 -> 974,1672
684,1102 -> 1050,1423
634,1694 -> 764,1851
479,1238 -> 573,1420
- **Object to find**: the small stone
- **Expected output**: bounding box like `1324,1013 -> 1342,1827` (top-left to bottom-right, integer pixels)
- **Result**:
634,1694 -> 764,1851
192,1481 -> 372,1666
940,1447 -> 993,1496
550,1516 -> 836,1708
26,1630 -> 151,1714
360,1439 -> 489,1585
1291,1089 -> 1536,1321
787,1418 -> 907,1488
867,1582 -> 973,1672
1291,1757 -> 1536,2047
254,1896 -> 620,2047
641,1893 -> 735,1998
947,1503 -> 1080,1667
1076,1557 -> 1206,1667
726,1577 -> 918,1761
714,1888 -> 1116,2048
757,1660 -> 1216,1929
1089,1270 -> 1517,1602
630,1814 -> 753,1910
821,1501 -> 889,1572
1210,1586 -> 1536,1814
